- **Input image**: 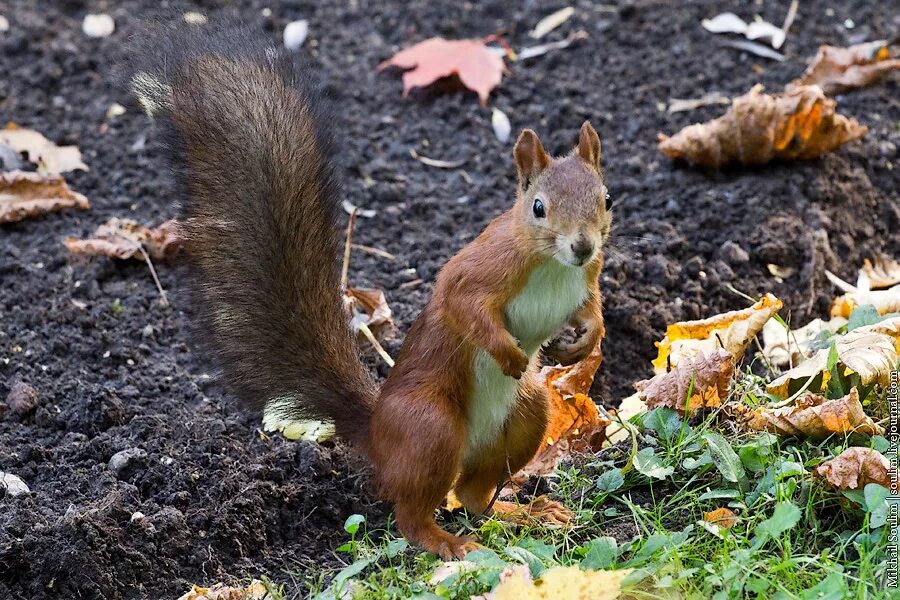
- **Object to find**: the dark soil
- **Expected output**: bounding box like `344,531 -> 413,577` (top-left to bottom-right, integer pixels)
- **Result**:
1,0 -> 898,598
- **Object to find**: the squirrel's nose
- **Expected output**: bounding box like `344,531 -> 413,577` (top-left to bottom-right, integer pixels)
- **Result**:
570,238 -> 594,264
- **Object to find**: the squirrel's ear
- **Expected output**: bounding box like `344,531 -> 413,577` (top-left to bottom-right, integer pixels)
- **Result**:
514,129 -> 550,187
577,121 -> 602,172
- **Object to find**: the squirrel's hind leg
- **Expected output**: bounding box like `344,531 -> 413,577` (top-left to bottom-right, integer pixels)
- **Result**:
454,373 -> 549,514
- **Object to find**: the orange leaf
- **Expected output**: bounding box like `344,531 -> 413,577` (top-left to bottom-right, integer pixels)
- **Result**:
658,85 -> 866,169
790,41 -> 900,95
0,170 -> 89,223
703,507 -> 737,529
747,387 -> 883,439
518,340 -> 610,477
635,349 -> 734,415
814,447 -> 892,490
378,38 -> 505,105
64,217 -> 183,261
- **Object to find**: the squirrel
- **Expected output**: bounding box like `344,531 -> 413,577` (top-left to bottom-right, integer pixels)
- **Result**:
131,23 -> 611,560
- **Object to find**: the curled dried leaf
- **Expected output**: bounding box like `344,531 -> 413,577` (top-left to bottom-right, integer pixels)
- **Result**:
377,38 -> 505,105
761,316 -> 847,368
747,388 -> 883,438
862,256 -> 900,290
658,85 -> 867,169
814,447 -> 892,490
491,496 -> 574,527
519,340 -> 609,477
176,580 -> 269,600
344,287 -> 395,343
790,41 -> 900,95
0,123 -> 88,174
703,507 -> 738,529
831,284 -> 900,317
652,293 -> 782,375
636,349 -> 734,414
0,170 -> 89,223
64,218 -> 183,261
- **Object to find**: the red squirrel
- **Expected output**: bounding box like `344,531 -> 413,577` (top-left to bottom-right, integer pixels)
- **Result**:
131,23 -> 610,560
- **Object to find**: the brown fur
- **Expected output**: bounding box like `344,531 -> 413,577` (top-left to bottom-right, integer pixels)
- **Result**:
135,27 -> 609,560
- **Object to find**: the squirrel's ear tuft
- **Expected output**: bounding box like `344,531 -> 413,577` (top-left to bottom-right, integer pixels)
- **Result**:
514,129 -> 550,187
577,121 -> 602,172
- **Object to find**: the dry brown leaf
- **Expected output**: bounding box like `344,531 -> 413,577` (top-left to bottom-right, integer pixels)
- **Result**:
862,256 -> 900,290
177,580 -> 269,600
635,349 -> 734,414
790,41 -> 900,95
658,85 -> 867,169
519,339 -> 610,477
766,317 -> 900,397
345,287 -> 395,343
652,293 -> 782,375
64,217 -> 183,261
814,447 -> 892,490
0,123 -> 88,175
491,496 -> 574,527
377,38 -> 505,105
831,284 -> 900,317
0,170 -> 89,223
474,565 -> 630,600
761,315 -> 847,368
703,507 -> 738,529
748,387 -> 883,439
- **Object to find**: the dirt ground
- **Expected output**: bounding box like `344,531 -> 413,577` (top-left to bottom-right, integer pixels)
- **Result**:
1,0 -> 898,598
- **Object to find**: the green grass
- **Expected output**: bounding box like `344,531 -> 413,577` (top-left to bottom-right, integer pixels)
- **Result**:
268,340 -> 896,599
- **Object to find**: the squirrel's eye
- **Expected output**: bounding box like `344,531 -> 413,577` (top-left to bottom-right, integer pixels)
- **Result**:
604,192 -> 614,211
532,198 -> 546,219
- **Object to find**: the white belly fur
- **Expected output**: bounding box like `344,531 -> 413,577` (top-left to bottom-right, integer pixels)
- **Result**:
465,259 -> 588,459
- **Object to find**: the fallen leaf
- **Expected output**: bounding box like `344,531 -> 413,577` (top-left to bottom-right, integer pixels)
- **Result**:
766,263 -> 795,279
766,317 -> 900,397
474,565 -> 630,600
530,7 -> 575,39
176,580 -> 269,600
378,37 -> 505,105
409,148 -> 467,169
862,256 -> 900,290
430,560 -> 478,585
606,392 -> 647,443
491,496 -> 574,527
701,13 -> 748,34
658,85 -> 866,169
790,41 -> 900,95
0,170 -> 89,223
721,39 -> 785,62
341,199 -> 376,218
667,92 -> 731,113
832,284 -> 900,318
64,217 -> 183,261
745,19 -> 786,49
283,19 -> 309,51
747,388 -> 883,438
703,507 -> 738,529
261,413 -> 335,442
0,123 -> 88,175
491,108 -> 511,143
652,293 -> 782,375
519,339 -> 610,477
344,287 -> 395,345
814,447 -> 891,490
761,315 -> 847,368
635,349 -> 734,414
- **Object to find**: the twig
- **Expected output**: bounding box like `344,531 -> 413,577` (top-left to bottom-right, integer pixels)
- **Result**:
781,0 -> 800,35
351,243 -> 395,260
340,208 -> 357,291
137,245 -> 169,306
357,321 -> 395,367
597,405 -> 639,476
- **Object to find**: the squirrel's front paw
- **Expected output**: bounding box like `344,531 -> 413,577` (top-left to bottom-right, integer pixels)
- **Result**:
495,345 -> 529,379
545,325 -> 598,366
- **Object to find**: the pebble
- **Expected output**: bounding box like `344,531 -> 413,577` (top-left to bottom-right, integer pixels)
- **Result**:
283,20 -> 309,51
0,15 -> 8,33
6,380 -> 39,417
718,240 -> 749,265
108,448 -> 147,477
82,14 -> 115,38
1,472 -> 30,497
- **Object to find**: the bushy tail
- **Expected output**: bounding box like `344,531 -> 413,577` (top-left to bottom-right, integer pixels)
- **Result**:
130,21 -> 377,447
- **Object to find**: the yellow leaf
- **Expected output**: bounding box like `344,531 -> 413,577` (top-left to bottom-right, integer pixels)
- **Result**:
761,316 -> 847,369
831,283 -> 900,317
652,293 -> 782,375
476,565 -> 630,600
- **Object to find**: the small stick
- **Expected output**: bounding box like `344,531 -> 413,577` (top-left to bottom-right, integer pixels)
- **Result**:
357,321 -> 395,367
340,208 -> 357,291
781,0 -> 799,35
137,245 -> 169,306
351,243 -> 395,260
